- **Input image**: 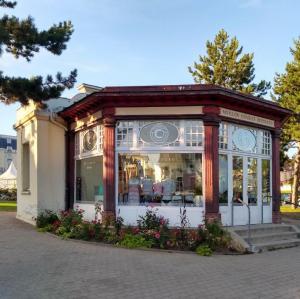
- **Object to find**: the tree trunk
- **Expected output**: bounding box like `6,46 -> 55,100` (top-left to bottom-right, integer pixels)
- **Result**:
291,144 -> 300,209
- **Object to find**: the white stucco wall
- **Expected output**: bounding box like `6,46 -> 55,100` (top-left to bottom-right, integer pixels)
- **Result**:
16,102 -> 67,225
36,119 -> 66,214
16,119 -> 38,225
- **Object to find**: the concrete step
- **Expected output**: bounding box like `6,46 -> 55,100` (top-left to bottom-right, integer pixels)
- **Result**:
235,225 -> 293,237
228,224 -> 300,253
253,239 -> 300,252
249,231 -> 298,244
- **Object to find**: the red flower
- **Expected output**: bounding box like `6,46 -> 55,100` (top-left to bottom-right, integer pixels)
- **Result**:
154,232 -> 160,239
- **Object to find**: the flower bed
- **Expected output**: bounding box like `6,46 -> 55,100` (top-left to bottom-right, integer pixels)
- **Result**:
36,207 -> 232,256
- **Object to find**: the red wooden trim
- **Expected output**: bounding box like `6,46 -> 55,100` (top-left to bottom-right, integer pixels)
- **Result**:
103,117 -> 116,215
204,118 -> 220,215
271,129 -> 281,217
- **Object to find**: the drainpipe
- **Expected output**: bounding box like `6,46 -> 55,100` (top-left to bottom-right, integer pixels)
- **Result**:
48,109 -> 68,131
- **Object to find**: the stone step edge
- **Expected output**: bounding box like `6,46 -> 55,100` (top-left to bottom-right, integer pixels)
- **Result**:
241,231 -> 298,241
253,239 -> 300,252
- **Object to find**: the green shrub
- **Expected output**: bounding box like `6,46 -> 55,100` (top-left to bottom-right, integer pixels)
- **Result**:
196,245 -> 212,256
118,233 -> 153,249
36,210 -> 59,228
198,221 -> 231,251
0,188 -> 17,201
59,209 -> 83,232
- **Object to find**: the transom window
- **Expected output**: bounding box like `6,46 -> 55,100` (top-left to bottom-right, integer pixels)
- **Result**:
219,123 -> 228,149
75,125 -> 103,158
116,120 -> 204,150
219,122 -> 271,156
262,131 -> 271,155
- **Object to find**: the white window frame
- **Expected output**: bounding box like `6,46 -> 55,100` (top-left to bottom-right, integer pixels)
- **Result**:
115,119 -> 205,209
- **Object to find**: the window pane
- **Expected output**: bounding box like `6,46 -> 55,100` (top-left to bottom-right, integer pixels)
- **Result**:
22,143 -> 30,191
233,156 -> 243,203
248,158 -> 257,204
76,156 -> 103,202
118,153 -> 203,207
219,154 -> 228,204
262,159 -> 271,204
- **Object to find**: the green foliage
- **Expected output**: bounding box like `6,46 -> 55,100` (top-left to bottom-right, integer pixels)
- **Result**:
196,245 -> 212,256
35,209 -> 232,253
59,209 -> 83,232
273,38 -> 300,206
189,29 -> 271,97
200,221 -> 231,251
118,233 -> 153,249
137,208 -> 170,248
36,210 -> 59,228
0,1 -> 77,105
273,38 -> 300,144
0,188 -> 16,201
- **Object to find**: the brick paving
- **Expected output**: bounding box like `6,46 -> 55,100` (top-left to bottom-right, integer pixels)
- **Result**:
1,212 -> 300,299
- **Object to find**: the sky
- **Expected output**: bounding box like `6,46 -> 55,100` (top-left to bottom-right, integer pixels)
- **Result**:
1,0 -> 300,136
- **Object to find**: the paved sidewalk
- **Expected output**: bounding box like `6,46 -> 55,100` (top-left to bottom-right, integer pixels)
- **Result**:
1,212 -> 300,299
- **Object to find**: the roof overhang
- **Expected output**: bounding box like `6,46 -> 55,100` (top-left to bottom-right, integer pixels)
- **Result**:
59,84 -> 292,125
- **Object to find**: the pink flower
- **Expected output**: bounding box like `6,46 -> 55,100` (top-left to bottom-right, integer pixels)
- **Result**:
154,232 -> 160,239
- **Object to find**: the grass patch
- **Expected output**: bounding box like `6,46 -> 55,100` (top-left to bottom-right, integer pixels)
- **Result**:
280,205 -> 300,220
0,201 -> 17,212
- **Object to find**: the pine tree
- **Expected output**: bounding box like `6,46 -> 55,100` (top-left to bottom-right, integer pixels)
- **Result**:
188,29 -> 271,97
273,38 -> 300,208
0,1 -> 77,106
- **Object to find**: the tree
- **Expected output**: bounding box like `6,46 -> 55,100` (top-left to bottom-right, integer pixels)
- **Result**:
0,0 -> 77,106
188,29 -> 271,97
273,38 -> 300,208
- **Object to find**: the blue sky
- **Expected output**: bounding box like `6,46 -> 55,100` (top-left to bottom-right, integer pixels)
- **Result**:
1,0 -> 300,135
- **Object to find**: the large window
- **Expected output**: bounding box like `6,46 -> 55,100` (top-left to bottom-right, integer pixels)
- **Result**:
262,159 -> 271,204
233,156 -> 243,204
219,154 -> 228,204
22,142 -> 30,191
118,153 -> 203,207
76,156 -> 103,202
247,158 -> 257,204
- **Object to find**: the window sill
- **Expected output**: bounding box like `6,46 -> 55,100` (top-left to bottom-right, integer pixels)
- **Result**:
21,190 -> 31,195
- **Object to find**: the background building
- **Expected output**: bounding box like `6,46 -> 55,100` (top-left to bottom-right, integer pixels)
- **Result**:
0,134 -> 17,175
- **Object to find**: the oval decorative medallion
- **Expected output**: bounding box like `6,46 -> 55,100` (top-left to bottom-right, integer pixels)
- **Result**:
83,129 -> 97,151
232,128 -> 256,152
140,122 -> 179,145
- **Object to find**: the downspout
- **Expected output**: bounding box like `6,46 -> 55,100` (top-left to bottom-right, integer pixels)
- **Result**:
48,109 -> 68,131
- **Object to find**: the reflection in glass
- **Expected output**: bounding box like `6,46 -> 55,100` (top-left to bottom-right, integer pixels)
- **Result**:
233,156 -> 243,204
262,159 -> 271,204
76,156 -> 103,202
219,154 -> 228,204
118,153 -> 203,207
247,158 -> 257,204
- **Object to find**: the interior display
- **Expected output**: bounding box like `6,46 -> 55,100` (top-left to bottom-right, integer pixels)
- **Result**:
233,156 -> 243,204
76,156 -> 103,202
247,158 -> 258,204
219,154 -> 228,204
262,159 -> 271,203
118,153 -> 203,207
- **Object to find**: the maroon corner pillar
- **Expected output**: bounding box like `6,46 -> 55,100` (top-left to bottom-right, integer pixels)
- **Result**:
203,108 -> 221,223
102,109 -> 116,221
272,128 -> 281,224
